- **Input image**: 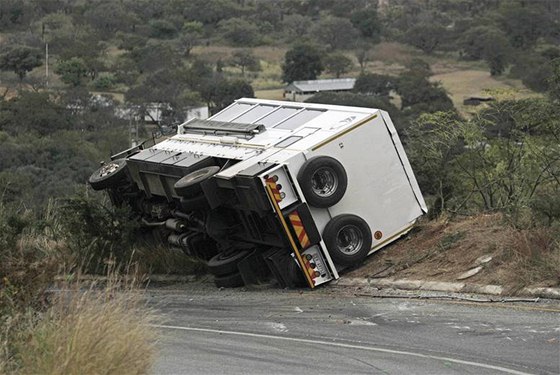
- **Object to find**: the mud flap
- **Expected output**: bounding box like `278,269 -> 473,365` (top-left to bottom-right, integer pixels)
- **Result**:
263,248 -> 306,288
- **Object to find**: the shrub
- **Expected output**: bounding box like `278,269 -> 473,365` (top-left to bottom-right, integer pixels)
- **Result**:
56,194 -> 139,275
92,74 -> 117,90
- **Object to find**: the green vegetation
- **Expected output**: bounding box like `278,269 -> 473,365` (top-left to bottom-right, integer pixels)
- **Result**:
0,0 -> 555,268
0,0 -> 558,368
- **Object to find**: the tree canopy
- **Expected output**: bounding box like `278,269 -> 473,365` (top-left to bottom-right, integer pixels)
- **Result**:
0,45 -> 42,82
282,44 -> 324,83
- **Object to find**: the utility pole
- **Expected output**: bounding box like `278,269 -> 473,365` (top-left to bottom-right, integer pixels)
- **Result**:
45,42 -> 49,87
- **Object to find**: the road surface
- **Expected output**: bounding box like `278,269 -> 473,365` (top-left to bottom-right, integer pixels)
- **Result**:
147,283 -> 560,374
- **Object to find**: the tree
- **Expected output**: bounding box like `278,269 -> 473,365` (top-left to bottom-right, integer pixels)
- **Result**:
403,23 -> 446,54
149,19 -> 179,39
125,41 -> 181,74
218,18 -> 261,46
396,72 -> 454,114
0,91 -> 70,135
323,53 -> 353,78
511,53 -> 553,92
405,98 -> 560,217
200,77 -> 254,113
282,44 -> 323,83
82,0 -> 137,36
350,8 -> 381,41
406,58 -> 431,77
281,14 -> 312,39
182,0 -> 241,25
55,57 -> 88,87
126,68 -> 199,125
497,4 -> 554,49
460,26 -> 511,76
229,49 -> 260,77
354,43 -> 371,73
353,73 -> 394,96
406,111 -> 467,215
311,16 -> 359,51
0,45 -> 42,83
177,21 -> 203,57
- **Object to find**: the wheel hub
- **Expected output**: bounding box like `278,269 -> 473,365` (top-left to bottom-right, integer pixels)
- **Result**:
336,225 -> 363,255
311,167 -> 338,197
98,162 -> 120,177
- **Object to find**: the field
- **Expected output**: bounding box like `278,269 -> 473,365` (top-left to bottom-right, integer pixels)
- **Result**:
186,42 -> 538,115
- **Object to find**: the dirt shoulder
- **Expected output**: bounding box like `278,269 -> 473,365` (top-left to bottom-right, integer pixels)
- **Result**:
347,214 -> 559,294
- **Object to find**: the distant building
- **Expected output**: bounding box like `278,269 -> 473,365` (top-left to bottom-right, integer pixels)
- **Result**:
144,104 -> 209,123
116,104 -> 209,123
284,78 -> 356,102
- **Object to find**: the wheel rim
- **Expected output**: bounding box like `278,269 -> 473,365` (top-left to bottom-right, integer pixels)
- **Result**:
336,225 -> 363,255
311,167 -> 338,198
98,162 -> 121,178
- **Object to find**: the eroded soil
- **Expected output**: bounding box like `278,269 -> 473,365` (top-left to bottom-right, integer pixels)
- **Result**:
348,214 -> 560,293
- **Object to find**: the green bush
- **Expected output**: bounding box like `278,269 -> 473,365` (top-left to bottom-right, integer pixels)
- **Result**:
92,74 -> 117,90
56,194 -> 139,275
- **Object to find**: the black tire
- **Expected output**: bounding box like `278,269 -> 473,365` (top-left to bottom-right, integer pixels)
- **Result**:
207,250 -> 251,276
297,156 -> 347,208
214,272 -> 244,288
323,214 -> 372,267
179,194 -> 209,211
174,166 -> 220,197
88,159 -> 128,191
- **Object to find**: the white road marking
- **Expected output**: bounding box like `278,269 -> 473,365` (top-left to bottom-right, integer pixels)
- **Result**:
152,324 -> 533,375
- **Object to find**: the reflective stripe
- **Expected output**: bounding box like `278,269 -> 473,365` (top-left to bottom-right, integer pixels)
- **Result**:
289,211 -> 311,249
265,185 -> 315,288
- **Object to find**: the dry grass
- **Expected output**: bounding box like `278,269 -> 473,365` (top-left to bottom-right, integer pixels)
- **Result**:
1,279 -> 157,375
502,229 -> 560,289
430,70 -> 540,116
255,88 -> 285,100
369,42 -> 420,66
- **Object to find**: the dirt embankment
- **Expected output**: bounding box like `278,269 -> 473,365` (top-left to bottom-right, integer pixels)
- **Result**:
349,214 -> 560,293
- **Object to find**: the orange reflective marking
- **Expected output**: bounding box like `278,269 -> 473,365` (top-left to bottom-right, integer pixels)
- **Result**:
265,185 -> 314,288
288,211 -> 311,249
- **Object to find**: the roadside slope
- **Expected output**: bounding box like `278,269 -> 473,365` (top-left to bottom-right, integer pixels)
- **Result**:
347,214 -> 559,293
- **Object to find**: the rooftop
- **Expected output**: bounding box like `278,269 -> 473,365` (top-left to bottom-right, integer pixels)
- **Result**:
285,78 -> 356,93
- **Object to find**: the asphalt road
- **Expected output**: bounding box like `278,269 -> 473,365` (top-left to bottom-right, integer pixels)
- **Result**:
147,283 -> 560,375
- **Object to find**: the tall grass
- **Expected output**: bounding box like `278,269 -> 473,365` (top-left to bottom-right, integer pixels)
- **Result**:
0,199 -> 159,374
1,278 -> 157,375
506,228 -> 560,286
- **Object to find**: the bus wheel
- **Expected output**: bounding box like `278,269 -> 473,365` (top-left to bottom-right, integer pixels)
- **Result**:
323,214 -> 371,267
207,249 -> 251,276
297,156 -> 347,208
89,159 -> 128,190
174,166 -> 220,197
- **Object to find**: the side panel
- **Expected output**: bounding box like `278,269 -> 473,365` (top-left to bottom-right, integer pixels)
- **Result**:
380,111 -> 427,213
306,115 -> 424,252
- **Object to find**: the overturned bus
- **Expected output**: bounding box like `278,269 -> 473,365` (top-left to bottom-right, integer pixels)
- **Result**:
89,98 -> 427,288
